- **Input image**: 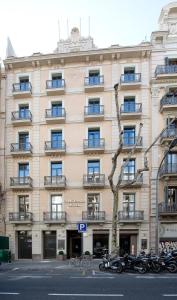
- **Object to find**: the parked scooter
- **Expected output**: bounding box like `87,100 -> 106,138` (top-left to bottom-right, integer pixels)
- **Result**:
99,255 -> 123,273
121,254 -> 147,274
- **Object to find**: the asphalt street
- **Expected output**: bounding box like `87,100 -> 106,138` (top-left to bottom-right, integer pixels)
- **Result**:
0,261 -> 177,299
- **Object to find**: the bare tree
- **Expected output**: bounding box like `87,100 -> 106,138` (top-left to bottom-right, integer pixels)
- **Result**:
108,84 -> 148,254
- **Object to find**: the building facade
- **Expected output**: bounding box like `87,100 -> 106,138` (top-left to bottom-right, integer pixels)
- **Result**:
2,2 -> 177,259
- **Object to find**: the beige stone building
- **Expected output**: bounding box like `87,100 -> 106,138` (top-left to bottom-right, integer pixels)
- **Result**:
2,2 -> 177,259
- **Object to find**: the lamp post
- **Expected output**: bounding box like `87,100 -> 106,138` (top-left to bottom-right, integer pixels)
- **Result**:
155,137 -> 177,255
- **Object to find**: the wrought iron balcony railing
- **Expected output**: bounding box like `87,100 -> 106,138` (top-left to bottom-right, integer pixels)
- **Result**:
121,173 -> 143,184
159,202 -> 177,214
161,127 -> 177,139
120,103 -> 142,113
10,142 -> 33,153
45,141 -> 66,151
155,65 -> 177,76
83,174 -> 105,185
123,136 -> 143,147
45,108 -> 66,118
10,177 -> 32,187
13,82 -> 32,92
83,138 -> 105,149
11,110 -> 32,121
82,211 -> 105,221
84,75 -> 104,86
120,73 -> 141,83
9,212 -> 33,222
160,163 -> 177,176
160,95 -> 177,107
84,105 -> 104,116
43,212 -> 66,222
44,175 -> 66,187
118,210 -> 144,221
46,79 -> 65,89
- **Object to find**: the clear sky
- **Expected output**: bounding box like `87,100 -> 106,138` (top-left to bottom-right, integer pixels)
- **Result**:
0,0 -> 172,60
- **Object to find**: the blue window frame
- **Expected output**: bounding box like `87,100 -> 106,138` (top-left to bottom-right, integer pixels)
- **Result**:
123,159 -> 135,180
88,71 -> 100,85
88,129 -> 100,147
51,131 -> 62,148
123,127 -> 135,145
123,97 -> 135,112
51,74 -> 62,88
88,99 -> 100,114
18,163 -> 29,177
88,160 -> 100,174
19,133 -> 29,150
51,162 -> 62,176
51,103 -> 62,117
19,78 -> 29,91
19,105 -> 29,119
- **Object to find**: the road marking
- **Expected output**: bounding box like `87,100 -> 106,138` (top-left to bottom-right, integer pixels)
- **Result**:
0,292 -> 20,295
8,275 -> 52,281
136,276 -> 177,279
12,268 -> 19,271
163,295 -> 177,297
70,276 -> 114,279
48,293 -> 124,297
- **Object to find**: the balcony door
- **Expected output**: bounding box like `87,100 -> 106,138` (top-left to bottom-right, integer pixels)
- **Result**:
51,195 -> 62,219
88,160 -> 100,175
51,73 -> 62,88
123,97 -> 135,112
19,77 -> 29,91
165,187 -> 177,209
18,163 -> 29,182
123,194 -> 135,218
87,194 -> 100,217
51,162 -> 62,177
19,132 -> 29,150
19,105 -> 29,119
19,195 -> 29,220
88,70 -> 100,85
88,98 -> 100,114
166,153 -> 177,173
123,159 -> 135,180
51,102 -> 62,117
51,131 -> 62,149
88,129 -> 100,147
123,127 -> 135,145
124,67 -> 135,82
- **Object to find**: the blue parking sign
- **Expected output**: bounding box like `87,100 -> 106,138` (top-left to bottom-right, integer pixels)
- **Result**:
77,223 -> 87,233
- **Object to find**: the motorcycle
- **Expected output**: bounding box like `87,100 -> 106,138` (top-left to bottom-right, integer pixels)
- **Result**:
121,254 -> 147,274
99,255 -> 123,273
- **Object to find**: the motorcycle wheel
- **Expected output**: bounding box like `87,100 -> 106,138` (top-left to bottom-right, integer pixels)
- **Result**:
99,263 -> 106,272
152,263 -> 161,273
167,263 -> 177,273
137,262 -> 147,274
110,263 -> 123,274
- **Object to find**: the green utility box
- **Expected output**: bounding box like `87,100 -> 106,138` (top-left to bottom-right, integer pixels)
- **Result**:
0,236 -> 9,250
0,236 -> 11,263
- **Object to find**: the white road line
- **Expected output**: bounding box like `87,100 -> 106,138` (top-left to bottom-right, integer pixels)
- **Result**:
0,292 -> 20,295
163,295 -> 177,297
136,276 -> 177,279
48,293 -> 124,297
70,276 -> 114,279
12,268 -> 19,271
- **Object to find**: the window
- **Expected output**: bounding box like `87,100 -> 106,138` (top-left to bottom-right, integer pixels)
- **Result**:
88,128 -> 100,147
88,70 -> 100,85
165,187 -> 177,207
51,73 -> 62,88
51,131 -> 62,148
51,195 -> 62,219
88,160 -> 100,174
19,77 -> 29,91
124,67 -> 135,75
123,159 -> 135,180
166,153 -> 177,172
88,98 -> 100,114
19,195 -> 29,213
87,194 -> 100,216
18,163 -> 29,177
123,97 -> 135,112
51,102 -> 62,117
123,194 -> 135,215
123,127 -> 135,145
19,132 -> 29,150
51,162 -> 62,176
123,67 -> 136,82
19,105 -> 29,119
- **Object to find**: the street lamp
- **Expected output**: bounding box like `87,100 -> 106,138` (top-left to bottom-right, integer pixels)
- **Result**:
155,137 -> 177,255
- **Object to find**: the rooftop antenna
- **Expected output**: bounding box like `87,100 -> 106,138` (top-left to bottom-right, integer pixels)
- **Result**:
88,16 -> 90,37
58,19 -> 61,41
67,18 -> 69,38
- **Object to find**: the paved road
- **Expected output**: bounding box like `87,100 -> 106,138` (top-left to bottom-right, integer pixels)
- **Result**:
0,261 -> 177,299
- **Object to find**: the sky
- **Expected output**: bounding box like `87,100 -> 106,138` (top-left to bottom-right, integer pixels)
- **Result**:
0,0 -> 172,61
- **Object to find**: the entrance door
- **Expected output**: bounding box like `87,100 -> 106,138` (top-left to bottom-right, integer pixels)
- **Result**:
67,230 -> 82,258
43,231 -> 56,259
119,234 -> 137,256
93,233 -> 109,258
18,231 -> 32,259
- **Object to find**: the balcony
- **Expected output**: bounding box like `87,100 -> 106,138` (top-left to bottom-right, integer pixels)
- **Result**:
44,141 -> 66,155
120,173 -> 143,188
84,105 -> 104,122
44,175 -> 66,189
122,137 -> 143,152
160,95 -> 177,112
120,73 -> 141,89
10,177 -> 33,190
45,108 -> 66,124
46,79 -> 65,95
159,203 -> 177,218
160,128 -> 177,145
43,212 -> 67,224
83,174 -> 105,188
118,211 -> 144,223
84,75 -> 104,92
83,138 -> 105,154
82,211 -> 106,223
11,110 -> 32,126
120,103 -> 142,119
155,65 -> 177,79
9,212 -> 33,224
12,83 -> 32,98
10,143 -> 33,156
160,163 -> 177,179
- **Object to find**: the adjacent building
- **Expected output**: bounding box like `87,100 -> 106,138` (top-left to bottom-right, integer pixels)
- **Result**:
2,2 -> 177,259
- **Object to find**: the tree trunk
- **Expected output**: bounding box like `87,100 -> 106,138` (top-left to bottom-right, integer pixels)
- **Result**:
111,190 -> 119,254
